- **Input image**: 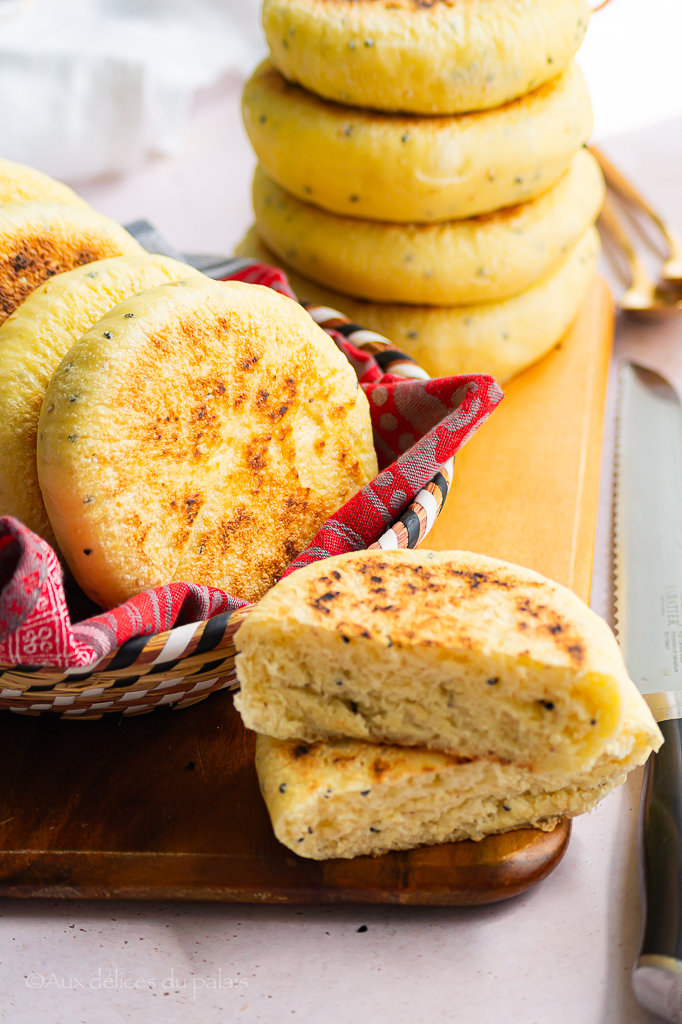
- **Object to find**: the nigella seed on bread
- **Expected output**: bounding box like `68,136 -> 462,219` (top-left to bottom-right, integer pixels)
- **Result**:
235,549 -> 662,780
36,277 -> 378,608
255,672 -> 660,857
252,149 -> 604,305
0,254 -> 203,553
263,0 -> 590,115
242,59 -> 593,224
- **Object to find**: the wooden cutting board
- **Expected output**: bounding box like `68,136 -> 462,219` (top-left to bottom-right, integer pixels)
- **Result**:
0,276 -> 613,905
428,275 -> 613,602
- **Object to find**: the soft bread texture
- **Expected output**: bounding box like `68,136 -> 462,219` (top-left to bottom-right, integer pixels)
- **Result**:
236,225 -> 600,382
0,255 -> 203,552
255,674 -> 661,858
0,201 -> 143,325
263,0 -> 590,115
0,158 -> 86,206
236,549 -> 651,779
243,60 -> 593,223
253,150 -> 603,305
37,277 -> 378,608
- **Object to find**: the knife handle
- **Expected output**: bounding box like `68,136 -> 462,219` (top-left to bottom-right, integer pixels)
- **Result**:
633,718 -> 682,1022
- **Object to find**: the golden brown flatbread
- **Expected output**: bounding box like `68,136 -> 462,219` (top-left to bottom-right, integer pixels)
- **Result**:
0,157 -> 87,205
0,254 -> 203,551
263,0 -> 590,114
252,149 -> 603,304
243,59 -> 593,223
0,200 -> 142,324
37,277 -> 378,607
235,225 -> 600,383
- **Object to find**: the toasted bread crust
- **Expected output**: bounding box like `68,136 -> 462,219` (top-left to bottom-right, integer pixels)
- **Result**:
0,201 -> 142,324
235,549 -> 660,777
239,548 -> 626,676
37,277 -> 377,607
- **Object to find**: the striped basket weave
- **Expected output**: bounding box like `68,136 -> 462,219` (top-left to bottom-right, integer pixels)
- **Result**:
0,303 -> 453,720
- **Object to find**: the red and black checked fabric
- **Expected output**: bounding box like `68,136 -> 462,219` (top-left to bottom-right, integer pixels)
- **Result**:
0,263 -> 503,669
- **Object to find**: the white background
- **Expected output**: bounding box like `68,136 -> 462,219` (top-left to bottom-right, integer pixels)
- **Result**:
2,2 -> 682,1022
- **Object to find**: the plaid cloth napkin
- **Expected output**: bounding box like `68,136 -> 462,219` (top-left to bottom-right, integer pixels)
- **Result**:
0,262 -> 503,669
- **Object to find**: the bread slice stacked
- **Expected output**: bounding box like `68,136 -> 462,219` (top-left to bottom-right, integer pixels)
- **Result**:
238,0 -> 603,383
235,550 -> 662,859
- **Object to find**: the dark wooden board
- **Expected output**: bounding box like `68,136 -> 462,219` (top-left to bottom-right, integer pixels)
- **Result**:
0,278 -> 612,904
0,692 -> 569,904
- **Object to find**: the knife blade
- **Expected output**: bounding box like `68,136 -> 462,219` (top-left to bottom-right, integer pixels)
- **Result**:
615,361 -> 682,1023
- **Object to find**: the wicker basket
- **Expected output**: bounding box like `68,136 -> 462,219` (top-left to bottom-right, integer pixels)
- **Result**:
0,302 -> 454,719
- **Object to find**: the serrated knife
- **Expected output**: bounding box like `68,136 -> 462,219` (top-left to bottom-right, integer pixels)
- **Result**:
616,361 -> 682,1022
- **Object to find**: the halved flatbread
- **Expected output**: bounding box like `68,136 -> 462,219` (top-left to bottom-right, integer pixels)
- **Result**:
255,677 -> 660,858
236,549 -> 659,779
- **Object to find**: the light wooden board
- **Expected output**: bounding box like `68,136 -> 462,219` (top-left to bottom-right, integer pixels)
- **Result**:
0,277 -> 613,905
430,275 -> 614,602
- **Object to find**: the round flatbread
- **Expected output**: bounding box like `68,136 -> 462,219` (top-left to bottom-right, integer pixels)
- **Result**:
243,60 -> 593,224
239,547 -> 661,855
0,201 -> 142,325
253,149 -> 603,305
37,277 -> 378,608
0,158 -> 86,206
0,254 -> 203,552
263,0 -> 590,115
235,225 -> 600,382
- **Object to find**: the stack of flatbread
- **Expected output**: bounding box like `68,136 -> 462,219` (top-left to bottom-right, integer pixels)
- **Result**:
235,549 -> 662,859
237,0 -> 603,383
0,158 -> 378,606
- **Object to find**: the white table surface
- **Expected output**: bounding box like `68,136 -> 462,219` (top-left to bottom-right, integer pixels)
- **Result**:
3,26 -> 682,1024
